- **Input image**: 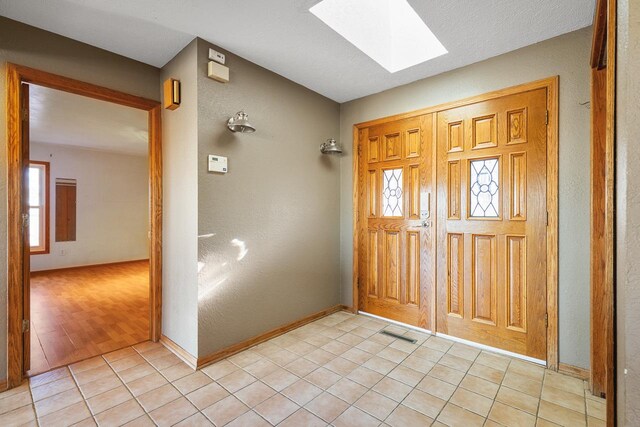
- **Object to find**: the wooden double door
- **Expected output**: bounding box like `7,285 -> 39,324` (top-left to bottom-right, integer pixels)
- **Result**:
357,87 -> 548,360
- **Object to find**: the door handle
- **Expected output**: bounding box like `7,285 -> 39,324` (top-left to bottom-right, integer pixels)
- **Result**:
421,220 -> 431,228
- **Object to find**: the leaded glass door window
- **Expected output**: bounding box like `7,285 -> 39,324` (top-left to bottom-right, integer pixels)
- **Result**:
382,168 -> 403,217
469,158 -> 500,217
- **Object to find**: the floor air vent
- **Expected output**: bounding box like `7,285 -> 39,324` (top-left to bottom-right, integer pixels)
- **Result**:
379,330 -> 417,344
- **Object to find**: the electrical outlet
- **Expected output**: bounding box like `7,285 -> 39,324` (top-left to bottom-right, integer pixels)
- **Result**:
59,249 -> 66,256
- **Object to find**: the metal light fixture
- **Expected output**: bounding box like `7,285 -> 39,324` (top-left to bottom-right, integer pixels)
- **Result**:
320,138 -> 342,154
227,111 -> 256,133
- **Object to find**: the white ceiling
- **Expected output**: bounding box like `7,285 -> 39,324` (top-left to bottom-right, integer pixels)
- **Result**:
29,84 -> 148,156
1,0 -> 594,102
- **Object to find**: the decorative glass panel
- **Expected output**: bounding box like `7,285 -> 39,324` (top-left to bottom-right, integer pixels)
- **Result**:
470,158 -> 500,217
382,168 -> 403,217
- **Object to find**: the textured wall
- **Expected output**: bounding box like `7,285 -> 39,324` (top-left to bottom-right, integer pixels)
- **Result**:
30,143 -> 149,271
339,28 -> 592,368
195,39 -> 341,358
616,0 -> 640,423
0,16 -> 160,380
160,39 -> 199,356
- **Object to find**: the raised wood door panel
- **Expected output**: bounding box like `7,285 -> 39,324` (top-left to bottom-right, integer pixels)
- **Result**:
358,115 -> 435,329
436,88 -> 548,360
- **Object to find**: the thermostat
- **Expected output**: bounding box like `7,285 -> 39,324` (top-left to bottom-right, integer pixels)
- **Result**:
208,155 -> 228,173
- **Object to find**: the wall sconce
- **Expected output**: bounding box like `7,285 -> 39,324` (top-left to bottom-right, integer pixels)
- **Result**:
163,78 -> 181,110
320,138 -> 343,154
227,111 -> 256,133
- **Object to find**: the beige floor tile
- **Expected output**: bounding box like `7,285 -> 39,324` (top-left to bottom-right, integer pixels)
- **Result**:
127,372 -> 168,397
402,389 -> 446,418
385,404 -> 434,427
475,351 -> 511,371
389,339 -> 418,354
363,356 -> 397,375
544,371 -> 585,396
269,349 -> 304,367
305,367 -> 342,390
354,390 -> 398,421
338,332 -> 366,346
503,371 -> 543,397
172,371 -> 212,394
423,336 -> 454,353
305,391 -> 350,423
586,397 -> 606,420
202,395 -> 249,426
306,348 -> 338,365
226,410 -> 270,427
437,402 -> 485,426
440,353 -> 473,372
234,381 -> 276,407
77,374 -> 122,399
133,341 -> 163,354
148,396 -> 197,427
588,416 -> 606,427
542,384 -> 586,413
0,404 -> 37,427
218,369 -> 257,393
538,400 -> 587,426
400,355 -> 435,374
185,381 -> 228,410
86,385 -> 132,415
139,347 -> 172,362
509,360 -> 546,381
123,415 -> 156,426
38,401 -> 91,427
254,393 -> 299,424
286,341 -> 317,356
94,399 -> 145,426
110,355 -> 147,373
261,368 -> 298,391
413,347 -> 446,363
387,365 -> 424,387
31,376 -> 77,401
448,343 -> 481,361
284,358 -> 319,377
347,366 -> 384,388
228,350 -> 263,368
416,375 -> 457,400
333,406 -> 380,427
35,388 -> 83,417
137,383 -> 181,412
103,347 -> 138,363
496,385 -> 540,415
282,379 -> 323,406
173,412 -> 214,427
428,364 -> 466,386
324,356 -> 359,376
201,360 -> 238,380
356,340 -> 386,355
327,378 -> 368,404
119,363 -> 156,384
278,408 -> 327,427
449,388 -> 493,417
378,347 -> 408,364
73,365 -> 115,386
244,359 -> 281,379
148,353 -> 182,371
0,390 -> 33,415
372,377 -> 412,402
468,362 -> 506,384
69,357 -> 107,375
29,368 -> 70,389
73,417 -> 98,426
160,362 -> 194,382
489,401 -> 537,427
459,374 -> 499,398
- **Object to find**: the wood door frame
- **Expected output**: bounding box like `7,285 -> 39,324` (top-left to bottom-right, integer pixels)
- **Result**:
352,77 -> 559,369
6,63 -> 163,389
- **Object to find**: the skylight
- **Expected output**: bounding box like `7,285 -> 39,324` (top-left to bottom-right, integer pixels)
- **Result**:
310,0 -> 447,73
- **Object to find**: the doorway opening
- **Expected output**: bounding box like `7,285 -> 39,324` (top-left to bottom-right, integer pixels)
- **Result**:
7,64 -> 162,388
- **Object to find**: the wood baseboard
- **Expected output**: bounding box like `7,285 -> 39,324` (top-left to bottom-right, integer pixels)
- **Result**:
558,362 -> 590,380
160,335 -> 197,369
30,259 -> 149,275
197,304 -> 349,369
0,378 -> 7,392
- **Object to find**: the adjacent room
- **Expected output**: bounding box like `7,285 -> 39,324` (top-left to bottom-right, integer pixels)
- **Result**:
27,85 -> 151,375
0,0 -> 637,426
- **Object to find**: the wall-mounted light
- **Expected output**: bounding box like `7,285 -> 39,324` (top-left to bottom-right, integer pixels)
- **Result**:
163,78 -> 181,110
227,111 -> 256,133
320,138 -> 342,154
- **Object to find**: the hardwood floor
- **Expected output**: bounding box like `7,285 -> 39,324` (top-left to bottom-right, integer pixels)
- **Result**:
29,260 -> 150,376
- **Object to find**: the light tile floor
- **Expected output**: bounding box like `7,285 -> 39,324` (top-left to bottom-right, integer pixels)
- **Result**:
0,312 -> 606,426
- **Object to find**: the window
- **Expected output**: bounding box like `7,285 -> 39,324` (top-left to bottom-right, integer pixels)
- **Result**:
382,168 -> 403,217
28,161 -> 50,254
470,158 -> 500,218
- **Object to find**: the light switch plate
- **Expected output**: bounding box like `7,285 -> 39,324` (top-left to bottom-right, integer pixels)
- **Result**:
208,155 -> 228,173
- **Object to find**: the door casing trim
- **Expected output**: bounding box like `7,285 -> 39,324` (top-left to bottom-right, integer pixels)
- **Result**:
352,76 -> 559,370
6,63 -> 163,388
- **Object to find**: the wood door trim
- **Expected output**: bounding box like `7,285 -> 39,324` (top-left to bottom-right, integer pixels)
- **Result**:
6,63 -> 163,389
352,77 -> 559,369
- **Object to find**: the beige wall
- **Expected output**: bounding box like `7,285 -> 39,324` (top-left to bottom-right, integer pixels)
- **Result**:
616,0 -> 640,423
0,17 -> 160,380
160,39 -> 199,356
30,143 -> 149,271
339,28 -> 593,369
195,39 -> 341,358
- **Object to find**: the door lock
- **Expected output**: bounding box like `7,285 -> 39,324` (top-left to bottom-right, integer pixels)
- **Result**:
421,220 -> 432,228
